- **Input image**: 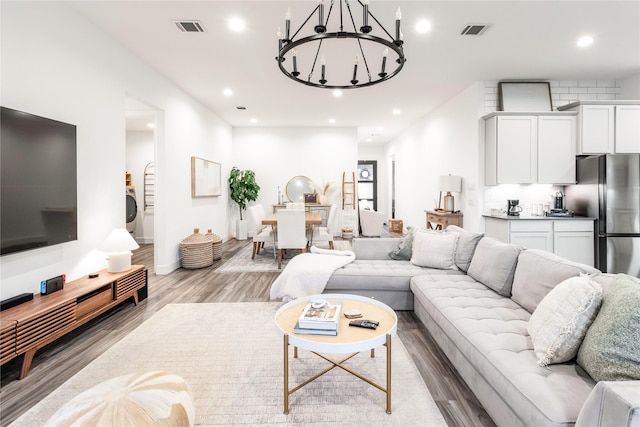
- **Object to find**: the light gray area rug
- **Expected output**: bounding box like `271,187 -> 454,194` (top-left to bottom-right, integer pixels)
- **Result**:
11,303 -> 446,426
216,240 -> 352,273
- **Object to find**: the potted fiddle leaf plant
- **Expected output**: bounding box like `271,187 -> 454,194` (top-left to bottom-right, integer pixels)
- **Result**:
229,167 -> 260,240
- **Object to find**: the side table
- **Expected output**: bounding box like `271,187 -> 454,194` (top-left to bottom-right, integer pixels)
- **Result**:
425,210 -> 463,230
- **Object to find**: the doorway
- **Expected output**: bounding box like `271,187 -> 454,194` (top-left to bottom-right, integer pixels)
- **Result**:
125,96 -> 159,270
357,160 -> 377,211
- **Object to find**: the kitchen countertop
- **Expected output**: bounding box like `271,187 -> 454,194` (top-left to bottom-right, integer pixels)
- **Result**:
483,214 -> 596,221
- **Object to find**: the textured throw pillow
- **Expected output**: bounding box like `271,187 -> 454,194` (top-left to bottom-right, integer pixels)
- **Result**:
445,225 -> 484,272
577,274 -> 640,382
528,275 -> 602,367
410,229 -> 458,270
467,237 -> 523,296
388,226 -> 414,260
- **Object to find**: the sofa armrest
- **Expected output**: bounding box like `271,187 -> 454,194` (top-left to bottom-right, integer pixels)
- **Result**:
352,238 -> 402,260
576,381 -> 640,427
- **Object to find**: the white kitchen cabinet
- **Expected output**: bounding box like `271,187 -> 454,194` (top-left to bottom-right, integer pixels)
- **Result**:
483,217 -> 595,266
537,115 -> 577,184
615,105 -> 640,153
558,101 -> 640,154
484,112 -> 577,185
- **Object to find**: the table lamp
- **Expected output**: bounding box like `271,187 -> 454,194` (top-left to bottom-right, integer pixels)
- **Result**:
101,228 -> 140,273
438,175 -> 462,212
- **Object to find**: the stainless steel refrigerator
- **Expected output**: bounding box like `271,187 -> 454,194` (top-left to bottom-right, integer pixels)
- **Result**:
565,154 -> 640,277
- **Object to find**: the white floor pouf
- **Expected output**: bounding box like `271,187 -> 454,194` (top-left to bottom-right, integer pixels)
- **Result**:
44,371 -> 195,426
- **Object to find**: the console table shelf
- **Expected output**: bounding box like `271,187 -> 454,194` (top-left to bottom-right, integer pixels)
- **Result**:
0,265 -> 146,379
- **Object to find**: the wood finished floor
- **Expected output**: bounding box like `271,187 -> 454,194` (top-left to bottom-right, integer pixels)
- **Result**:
0,239 -> 495,427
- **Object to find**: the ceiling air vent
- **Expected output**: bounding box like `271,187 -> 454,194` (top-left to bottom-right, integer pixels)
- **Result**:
460,24 -> 490,36
236,106 -> 247,110
174,20 -> 206,33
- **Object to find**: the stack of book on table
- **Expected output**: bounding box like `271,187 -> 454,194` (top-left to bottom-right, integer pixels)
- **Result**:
294,301 -> 342,336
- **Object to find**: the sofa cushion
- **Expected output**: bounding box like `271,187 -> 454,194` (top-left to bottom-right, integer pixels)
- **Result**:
511,249 -> 600,313
388,226 -> 414,260
445,225 -> 484,272
467,237 -> 522,296
577,274 -> 640,382
411,274 -> 596,426
410,229 -> 458,270
528,275 -> 602,367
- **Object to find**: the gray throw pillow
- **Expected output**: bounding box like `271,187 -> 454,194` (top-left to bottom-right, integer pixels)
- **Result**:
577,274 -> 640,382
445,225 -> 484,272
388,226 -> 414,260
467,237 -> 523,296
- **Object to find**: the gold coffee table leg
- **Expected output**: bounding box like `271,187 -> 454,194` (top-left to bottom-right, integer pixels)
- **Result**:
386,333 -> 392,414
283,333 -> 289,414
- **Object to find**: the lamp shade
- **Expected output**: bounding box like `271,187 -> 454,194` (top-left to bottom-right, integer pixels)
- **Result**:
101,228 -> 140,253
438,175 -> 462,193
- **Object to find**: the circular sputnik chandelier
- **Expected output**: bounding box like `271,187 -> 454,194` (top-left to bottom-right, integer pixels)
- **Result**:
276,0 -> 406,89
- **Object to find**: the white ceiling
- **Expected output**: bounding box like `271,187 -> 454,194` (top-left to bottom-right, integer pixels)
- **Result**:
69,1 -> 640,144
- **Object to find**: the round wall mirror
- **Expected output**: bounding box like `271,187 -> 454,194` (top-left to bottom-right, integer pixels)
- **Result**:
286,175 -> 315,202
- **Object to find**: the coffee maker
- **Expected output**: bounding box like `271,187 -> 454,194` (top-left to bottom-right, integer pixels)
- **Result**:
507,199 -> 522,216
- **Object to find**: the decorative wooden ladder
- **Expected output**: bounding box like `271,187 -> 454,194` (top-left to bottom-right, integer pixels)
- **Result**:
342,171 -> 356,209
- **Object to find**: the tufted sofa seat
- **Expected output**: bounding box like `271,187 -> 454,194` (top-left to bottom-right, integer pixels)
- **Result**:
412,273 -> 596,427
324,232 -> 640,427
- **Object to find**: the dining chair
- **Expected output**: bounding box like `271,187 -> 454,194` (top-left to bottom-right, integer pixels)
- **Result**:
247,205 -> 273,259
276,209 -> 308,269
311,204 -> 339,249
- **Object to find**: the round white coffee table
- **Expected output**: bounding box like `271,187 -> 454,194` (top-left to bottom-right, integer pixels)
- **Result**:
274,293 -> 398,414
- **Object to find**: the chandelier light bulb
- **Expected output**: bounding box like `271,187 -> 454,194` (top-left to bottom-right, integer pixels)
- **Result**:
395,7 -> 402,20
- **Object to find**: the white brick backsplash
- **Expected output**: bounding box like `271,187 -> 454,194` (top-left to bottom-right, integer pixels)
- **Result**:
597,80 -> 617,87
570,87 -> 590,94
597,93 -> 616,100
484,79 -> 619,113
559,80 -> 578,87
579,80 -> 597,87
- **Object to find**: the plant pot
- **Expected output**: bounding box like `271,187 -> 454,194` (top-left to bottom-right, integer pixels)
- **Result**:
236,219 -> 248,240
319,194 -> 328,205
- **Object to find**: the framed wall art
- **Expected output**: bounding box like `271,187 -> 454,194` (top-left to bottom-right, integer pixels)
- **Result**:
498,82 -> 552,112
191,156 -> 221,198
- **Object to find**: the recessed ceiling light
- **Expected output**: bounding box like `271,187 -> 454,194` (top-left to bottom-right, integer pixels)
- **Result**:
328,118 -> 336,124
222,88 -> 233,97
376,127 -> 383,131
415,19 -> 431,33
333,90 -> 343,97
250,118 -> 257,124
228,17 -> 245,32
366,138 -> 372,142
146,122 -> 155,129
577,35 -> 594,47
392,109 -> 401,115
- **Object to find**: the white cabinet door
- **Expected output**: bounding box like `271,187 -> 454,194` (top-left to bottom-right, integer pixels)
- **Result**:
496,116 -> 537,184
578,105 -> 614,154
538,115 -> 576,184
615,105 -> 640,154
510,232 -> 554,252
554,232 -> 595,266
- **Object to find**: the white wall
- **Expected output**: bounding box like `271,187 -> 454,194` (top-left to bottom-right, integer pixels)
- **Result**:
231,127 -> 357,234
620,73 -> 640,99
126,130 -> 155,243
383,83 -> 485,232
1,2 -> 232,299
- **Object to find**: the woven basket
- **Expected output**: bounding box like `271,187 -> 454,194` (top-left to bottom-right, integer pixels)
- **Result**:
206,229 -> 223,260
180,228 -> 214,269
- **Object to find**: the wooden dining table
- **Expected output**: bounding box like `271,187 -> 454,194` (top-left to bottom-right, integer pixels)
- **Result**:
261,211 -> 322,226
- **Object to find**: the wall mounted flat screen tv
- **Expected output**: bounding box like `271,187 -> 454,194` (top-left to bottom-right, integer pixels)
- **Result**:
1,107 -> 77,256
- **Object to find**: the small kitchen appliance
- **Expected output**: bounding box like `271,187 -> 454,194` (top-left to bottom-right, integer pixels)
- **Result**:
507,200 -> 522,216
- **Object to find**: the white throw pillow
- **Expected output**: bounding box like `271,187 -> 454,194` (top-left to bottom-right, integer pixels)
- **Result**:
528,275 -> 603,367
410,229 -> 458,270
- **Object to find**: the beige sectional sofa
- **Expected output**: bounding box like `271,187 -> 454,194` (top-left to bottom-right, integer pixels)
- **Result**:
324,227 -> 640,427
